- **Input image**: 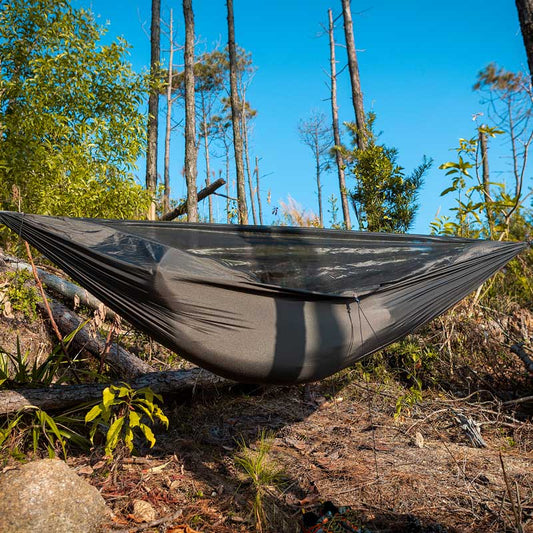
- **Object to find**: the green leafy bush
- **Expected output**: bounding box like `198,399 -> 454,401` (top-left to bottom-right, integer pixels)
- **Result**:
85,383 -> 168,458
0,271 -> 40,320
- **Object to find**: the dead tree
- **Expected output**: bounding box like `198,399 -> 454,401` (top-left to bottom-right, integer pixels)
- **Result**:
298,110 -> 331,227
200,95 -> 214,222
183,0 -> 199,221
146,0 -> 161,220
163,9 -> 177,214
516,0 -> 533,84
160,178 -> 225,221
328,8 -> 352,229
241,88 -> 258,224
255,156 -> 264,225
341,0 -> 367,150
227,0 -> 248,224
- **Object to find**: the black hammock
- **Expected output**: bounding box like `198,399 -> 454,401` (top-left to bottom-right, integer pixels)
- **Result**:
0,212 -> 527,384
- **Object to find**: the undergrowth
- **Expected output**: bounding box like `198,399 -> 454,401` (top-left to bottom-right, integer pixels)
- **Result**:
234,430 -> 285,533
0,335 -> 169,462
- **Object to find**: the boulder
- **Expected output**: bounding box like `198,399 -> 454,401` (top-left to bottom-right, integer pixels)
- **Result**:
0,459 -> 110,532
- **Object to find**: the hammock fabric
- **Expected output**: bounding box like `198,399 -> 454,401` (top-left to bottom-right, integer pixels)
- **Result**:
0,212 -> 526,384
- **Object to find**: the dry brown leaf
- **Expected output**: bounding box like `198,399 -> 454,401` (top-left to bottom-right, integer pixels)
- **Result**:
167,526 -> 202,533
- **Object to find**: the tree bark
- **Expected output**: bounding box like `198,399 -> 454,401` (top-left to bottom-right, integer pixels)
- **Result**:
516,0 -> 533,85
45,299 -> 154,380
146,0 -> 161,220
227,0 -> 248,224
329,8 -> 352,229
160,178 -> 225,221
314,133 -> 323,227
201,95 -> 214,223
0,369 -> 233,415
183,0 -> 198,222
341,0 -> 367,151
511,343 -> 533,374
241,88 -> 258,224
478,128 -> 494,236
163,8 -> 175,215
255,156 -> 264,225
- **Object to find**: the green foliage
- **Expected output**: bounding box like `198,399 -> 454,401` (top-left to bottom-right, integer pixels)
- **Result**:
234,430 -> 284,533
0,327 -> 95,460
0,406 -> 89,459
341,114 -> 432,233
0,271 -> 40,319
432,125 -> 509,238
328,194 -> 342,229
0,0 -> 150,221
390,340 -> 437,419
85,383 -> 168,458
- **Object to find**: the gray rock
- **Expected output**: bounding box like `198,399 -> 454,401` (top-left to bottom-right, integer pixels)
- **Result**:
0,459 -> 111,533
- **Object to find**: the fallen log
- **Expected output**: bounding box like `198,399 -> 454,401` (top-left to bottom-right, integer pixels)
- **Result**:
160,178 -> 225,221
43,299 -> 153,380
0,368 -> 233,414
2,255 -> 115,320
510,343 -> 533,375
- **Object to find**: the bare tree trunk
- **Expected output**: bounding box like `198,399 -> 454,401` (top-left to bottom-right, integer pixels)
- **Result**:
225,148 -> 231,223
241,90 -> 257,224
201,95 -> 214,223
146,0 -> 161,220
163,8 -> 174,215
341,0 -> 367,151
227,0 -> 248,224
183,0 -> 198,222
478,128 -> 494,236
516,0 -> 533,84
314,135 -> 323,227
255,156 -> 264,225
329,8 -> 352,230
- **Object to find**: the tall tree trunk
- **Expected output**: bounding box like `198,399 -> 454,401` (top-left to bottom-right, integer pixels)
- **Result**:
341,0 -> 367,151
163,8 -> 174,215
227,0 -> 248,224
183,0 -> 198,221
241,88 -> 258,224
225,148 -> 231,223
255,156 -> 264,224
314,135 -> 323,227
146,0 -> 161,220
329,8 -> 352,229
516,0 -> 533,84
201,95 -> 214,223
478,128 -> 494,236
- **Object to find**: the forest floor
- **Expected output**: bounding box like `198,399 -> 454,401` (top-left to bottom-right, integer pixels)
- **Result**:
0,265 -> 532,532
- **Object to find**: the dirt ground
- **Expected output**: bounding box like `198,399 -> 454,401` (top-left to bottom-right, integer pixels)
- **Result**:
61,376 -> 532,533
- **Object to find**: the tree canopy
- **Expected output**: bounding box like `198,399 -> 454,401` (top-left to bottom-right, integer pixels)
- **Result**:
0,0 -> 150,218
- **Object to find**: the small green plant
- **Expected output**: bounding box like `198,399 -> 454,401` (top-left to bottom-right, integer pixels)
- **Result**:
392,340 -> 437,420
0,325 -> 88,388
85,383 -> 168,458
0,405 -> 89,459
0,271 -> 40,319
234,430 -> 284,532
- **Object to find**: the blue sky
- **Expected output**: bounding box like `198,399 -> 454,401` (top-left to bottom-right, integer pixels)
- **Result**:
84,0 -> 528,233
